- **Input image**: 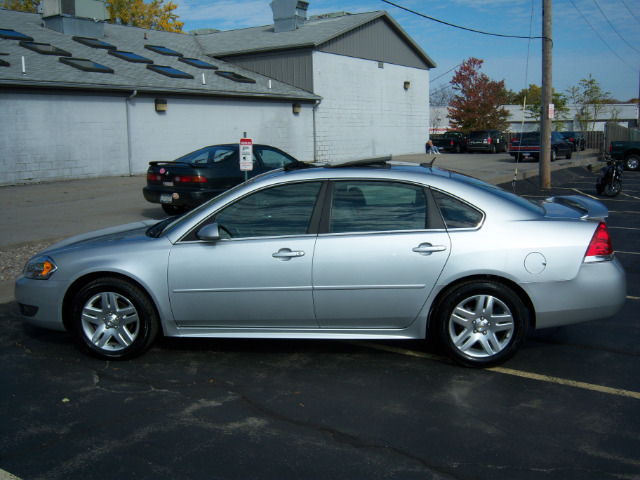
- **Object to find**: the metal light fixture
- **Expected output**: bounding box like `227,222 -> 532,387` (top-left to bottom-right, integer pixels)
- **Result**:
404,81 -> 411,90
292,103 -> 301,114
155,98 -> 167,112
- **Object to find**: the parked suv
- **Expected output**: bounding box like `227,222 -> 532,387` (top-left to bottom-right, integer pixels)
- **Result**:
467,130 -> 508,153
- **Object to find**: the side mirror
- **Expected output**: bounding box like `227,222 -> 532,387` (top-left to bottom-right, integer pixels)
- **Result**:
197,223 -> 221,241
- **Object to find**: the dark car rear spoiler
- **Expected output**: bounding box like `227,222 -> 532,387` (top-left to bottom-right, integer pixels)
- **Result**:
149,161 -> 195,167
544,195 -> 609,221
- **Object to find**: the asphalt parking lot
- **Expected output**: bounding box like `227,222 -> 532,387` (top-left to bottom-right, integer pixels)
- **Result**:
1,154 -> 639,480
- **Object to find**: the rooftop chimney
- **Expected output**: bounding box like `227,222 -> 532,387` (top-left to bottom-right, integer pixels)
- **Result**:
41,0 -> 109,37
270,0 -> 309,33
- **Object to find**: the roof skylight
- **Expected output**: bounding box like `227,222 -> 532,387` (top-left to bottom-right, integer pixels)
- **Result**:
109,50 -> 153,64
0,29 -> 33,41
59,57 -> 114,73
20,41 -> 71,56
146,64 -> 193,79
215,71 -> 256,84
178,57 -> 218,69
73,36 -> 116,50
144,45 -> 183,57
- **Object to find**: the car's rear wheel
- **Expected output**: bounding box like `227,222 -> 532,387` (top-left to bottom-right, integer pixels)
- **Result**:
550,149 -> 557,162
565,149 -> 572,159
435,281 -> 527,367
625,154 -> 639,171
70,277 -> 159,360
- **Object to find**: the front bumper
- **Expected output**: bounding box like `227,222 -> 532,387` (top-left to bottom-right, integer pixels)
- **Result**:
15,275 -> 67,332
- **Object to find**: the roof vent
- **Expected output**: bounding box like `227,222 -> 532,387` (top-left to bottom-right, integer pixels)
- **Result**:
41,0 -> 109,37
270,0 -> 309,33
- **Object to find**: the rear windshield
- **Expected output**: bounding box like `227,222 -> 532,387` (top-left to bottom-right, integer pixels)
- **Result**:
469,132 -> 488,141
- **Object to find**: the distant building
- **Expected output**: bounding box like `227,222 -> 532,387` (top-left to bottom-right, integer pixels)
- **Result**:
430,104 -> 639,134
0,0 -> 435,185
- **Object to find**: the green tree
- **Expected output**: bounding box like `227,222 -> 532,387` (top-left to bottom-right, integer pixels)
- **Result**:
447,57 -> 510,133
565,75 -> 612,133
1,0 -> 183,32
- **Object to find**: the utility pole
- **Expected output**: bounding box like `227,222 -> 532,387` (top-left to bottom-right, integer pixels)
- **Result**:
540,0 -> 552,188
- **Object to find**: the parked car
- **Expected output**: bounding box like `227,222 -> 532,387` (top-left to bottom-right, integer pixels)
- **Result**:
559,131 -> 586,151
16,159 -> 626,368
467,130 -> 508,153
429,131 -> 467,153
609,140 -> 640,171
143,144 -> 298,214
509,131 -> 573,161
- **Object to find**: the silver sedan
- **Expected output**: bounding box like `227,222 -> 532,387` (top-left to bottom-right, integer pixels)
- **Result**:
15,160 -> 627,367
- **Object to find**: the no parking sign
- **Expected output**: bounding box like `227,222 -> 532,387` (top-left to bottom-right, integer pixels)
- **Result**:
240,138 -> 253,171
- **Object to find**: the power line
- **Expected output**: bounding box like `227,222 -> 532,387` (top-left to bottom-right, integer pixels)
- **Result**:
620,0 -> 640,24
429,63 -> 462,83
592,0 -> 640,55
568,0 -> 637,70
381,0 -> 547,40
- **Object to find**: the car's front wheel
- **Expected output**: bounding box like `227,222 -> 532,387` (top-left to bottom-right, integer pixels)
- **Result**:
435,281 -> 527,367
70,277 -> 159,360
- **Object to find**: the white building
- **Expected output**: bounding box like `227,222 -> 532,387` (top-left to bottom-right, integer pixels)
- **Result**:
0,0 -> 436,185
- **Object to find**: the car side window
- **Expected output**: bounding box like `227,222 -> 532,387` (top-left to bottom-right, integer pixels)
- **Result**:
257,147 -> 296,168
215,182 -> 322,239
329,181 -> 427,234
432,190 -> 484,229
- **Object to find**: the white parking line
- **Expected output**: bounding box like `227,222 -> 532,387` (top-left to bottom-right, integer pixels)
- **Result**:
351,341 -> 640,400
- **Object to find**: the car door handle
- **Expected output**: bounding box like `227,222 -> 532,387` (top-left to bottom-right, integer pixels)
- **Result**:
412,243 -> 446,256
272,248 -> 305,260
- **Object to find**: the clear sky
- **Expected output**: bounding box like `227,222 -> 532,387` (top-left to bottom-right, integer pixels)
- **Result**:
174,0 -> 640,102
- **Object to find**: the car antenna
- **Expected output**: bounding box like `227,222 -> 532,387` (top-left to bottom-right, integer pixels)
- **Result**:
420,157 -> 437,168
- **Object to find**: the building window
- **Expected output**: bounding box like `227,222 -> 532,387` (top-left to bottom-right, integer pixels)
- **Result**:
59,57 -> 114,73
144,45 -> 183,57
72,36 -> 116,50
146,64 -> 193,79
178,57 -> 218,69
215,71 -> 256,84
108,50 -> 153,63
20,41 -> 71,56
0,29 -> 33,41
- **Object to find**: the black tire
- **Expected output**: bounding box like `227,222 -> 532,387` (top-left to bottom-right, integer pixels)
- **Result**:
162,204 -> 189,216
550,149 -> 557,162
490,144 -> 496,154
70,277 -> 159,360
454,144 -> 461,153
565,149 -> 572,160
604,180 -> 622,197
434,281 -> 527,367
625,154 -> 639,171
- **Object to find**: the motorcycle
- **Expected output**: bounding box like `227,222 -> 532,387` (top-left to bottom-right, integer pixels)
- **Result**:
596,155 -> 624,197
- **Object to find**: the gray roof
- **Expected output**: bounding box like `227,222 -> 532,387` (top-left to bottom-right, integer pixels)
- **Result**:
0,9 -> 319,100
195,11 -> 436,69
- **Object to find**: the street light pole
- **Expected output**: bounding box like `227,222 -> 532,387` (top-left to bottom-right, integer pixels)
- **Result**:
540,0 -> 553,188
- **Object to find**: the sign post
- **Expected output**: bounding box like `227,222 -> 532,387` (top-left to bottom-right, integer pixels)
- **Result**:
240,138 -> 253,181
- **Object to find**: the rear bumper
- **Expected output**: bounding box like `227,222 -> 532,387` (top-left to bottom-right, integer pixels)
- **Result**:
525,258 -> 627,329
143,186 -> 224,209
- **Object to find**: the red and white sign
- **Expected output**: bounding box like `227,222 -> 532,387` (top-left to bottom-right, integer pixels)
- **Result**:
548,103 -> 555,119
240,138 -> 253,171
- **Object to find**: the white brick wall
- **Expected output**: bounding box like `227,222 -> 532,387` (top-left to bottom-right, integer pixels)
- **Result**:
0,93 -> 314,185
313,52 -> 429,162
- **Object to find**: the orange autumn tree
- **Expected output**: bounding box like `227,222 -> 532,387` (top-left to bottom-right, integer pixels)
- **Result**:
447,57 -> 509,133
1,0 -> 183,33
106,0 -> 183,32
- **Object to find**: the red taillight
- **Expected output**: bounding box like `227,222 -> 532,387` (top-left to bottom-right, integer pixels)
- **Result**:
174,175 -> 207,184
147,173 -> 161,182
488,138 -> 492,144
585,222 -> 613,259
450,140 -> 454,146
609,144 -> 613,153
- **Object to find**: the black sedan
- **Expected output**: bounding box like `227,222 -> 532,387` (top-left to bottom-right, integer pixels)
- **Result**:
143,144 -> 298,214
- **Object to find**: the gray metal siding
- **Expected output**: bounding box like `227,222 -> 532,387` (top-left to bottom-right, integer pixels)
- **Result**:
318,17 -> 429,70
217,50 -> 314,92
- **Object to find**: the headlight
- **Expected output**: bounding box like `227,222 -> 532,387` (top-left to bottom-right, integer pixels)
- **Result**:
24,256 -> 58,280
